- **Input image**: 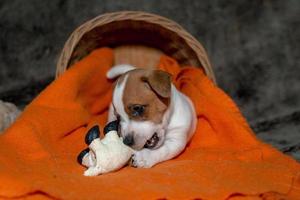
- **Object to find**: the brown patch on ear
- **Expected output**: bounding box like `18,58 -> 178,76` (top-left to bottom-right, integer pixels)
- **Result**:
122,69 -> 170,123
142,70 -> 172,98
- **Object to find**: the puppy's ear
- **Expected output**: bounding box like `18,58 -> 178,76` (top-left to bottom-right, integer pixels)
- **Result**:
143,70 -> 172,98
106,64 -> 136,79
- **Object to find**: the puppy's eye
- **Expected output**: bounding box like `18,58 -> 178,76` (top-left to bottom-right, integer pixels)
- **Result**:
128,104 -> 146,117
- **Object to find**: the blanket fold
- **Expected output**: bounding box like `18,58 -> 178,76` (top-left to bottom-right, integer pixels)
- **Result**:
0,48 -> 299,200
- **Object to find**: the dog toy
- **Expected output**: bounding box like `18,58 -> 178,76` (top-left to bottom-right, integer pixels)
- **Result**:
77,121 -> 134,176
0,100 -> 21,133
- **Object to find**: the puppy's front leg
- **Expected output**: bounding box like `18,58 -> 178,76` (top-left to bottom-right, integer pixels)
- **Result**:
131,129 -> 187,168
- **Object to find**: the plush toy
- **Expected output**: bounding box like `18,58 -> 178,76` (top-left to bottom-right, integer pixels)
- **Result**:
0,100 -> 21,133
77,121 -> 134,176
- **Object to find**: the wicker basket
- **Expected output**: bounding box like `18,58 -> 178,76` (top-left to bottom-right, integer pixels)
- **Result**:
56,11 -> 216,84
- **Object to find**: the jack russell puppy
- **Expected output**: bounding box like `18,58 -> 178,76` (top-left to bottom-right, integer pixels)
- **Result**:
106,64 -> 197,168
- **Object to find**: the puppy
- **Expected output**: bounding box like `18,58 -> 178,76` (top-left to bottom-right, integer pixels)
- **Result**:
106,64 -> 197,168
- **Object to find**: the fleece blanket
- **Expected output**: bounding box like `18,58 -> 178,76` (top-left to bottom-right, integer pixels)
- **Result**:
0,48 -> 299,200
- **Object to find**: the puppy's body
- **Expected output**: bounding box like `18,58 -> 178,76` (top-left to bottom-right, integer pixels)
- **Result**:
107,64 -> 197,168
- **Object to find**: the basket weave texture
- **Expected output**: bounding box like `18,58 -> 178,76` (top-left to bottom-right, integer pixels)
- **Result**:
56,11 -> 216,83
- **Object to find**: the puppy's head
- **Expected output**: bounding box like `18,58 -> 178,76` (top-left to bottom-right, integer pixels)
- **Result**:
108,65 -> 172,150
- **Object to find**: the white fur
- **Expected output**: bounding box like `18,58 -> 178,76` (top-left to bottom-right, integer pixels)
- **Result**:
107,65 -> 197,168
112,74 -> 130,122
131,85 -> 197,168
106,64 -> 136,79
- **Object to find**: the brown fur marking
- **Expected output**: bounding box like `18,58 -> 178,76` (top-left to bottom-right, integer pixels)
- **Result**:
122,69 -> 171,123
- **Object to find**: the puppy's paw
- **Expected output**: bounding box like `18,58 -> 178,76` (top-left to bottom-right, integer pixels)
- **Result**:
131,149 -> 157,168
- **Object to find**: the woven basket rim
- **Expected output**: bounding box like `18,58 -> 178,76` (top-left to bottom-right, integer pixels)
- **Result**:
56,11 -> 216,84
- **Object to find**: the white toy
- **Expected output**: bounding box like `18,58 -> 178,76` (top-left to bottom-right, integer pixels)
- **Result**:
77,121 -> 134,176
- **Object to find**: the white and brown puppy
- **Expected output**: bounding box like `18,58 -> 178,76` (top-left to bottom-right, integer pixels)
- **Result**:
106,64 -> 197,168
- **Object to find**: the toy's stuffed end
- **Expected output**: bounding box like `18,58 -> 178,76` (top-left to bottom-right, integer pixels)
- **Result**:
78,121 -> 134,176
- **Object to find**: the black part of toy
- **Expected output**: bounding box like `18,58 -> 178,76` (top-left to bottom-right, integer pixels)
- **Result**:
85,125 -> 100,145
77,148 -> 89,164
104,120 -> 119,135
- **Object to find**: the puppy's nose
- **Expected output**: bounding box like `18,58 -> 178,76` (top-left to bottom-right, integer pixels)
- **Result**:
123,134 -> 134,146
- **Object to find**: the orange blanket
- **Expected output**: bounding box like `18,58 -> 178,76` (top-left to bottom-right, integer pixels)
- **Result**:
0,48 -> 299,200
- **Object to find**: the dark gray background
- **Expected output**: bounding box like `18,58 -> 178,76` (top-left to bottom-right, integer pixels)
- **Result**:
0,0 -> 299,160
